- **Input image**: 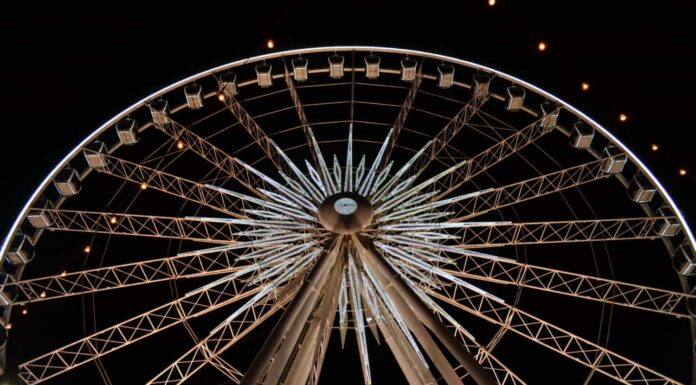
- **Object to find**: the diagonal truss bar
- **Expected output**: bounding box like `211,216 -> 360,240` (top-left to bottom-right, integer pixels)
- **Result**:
384,64 -> 423,163
406,89 -> 491,180
3,237 -> 311,305
18,275 -> 257,385
219,95 -> 285,173
435,114 -> 557,200
428,283 -> 683,385
443,158 -> 614,222
442,251 -> 696,317
451,217 -> 672,248
87,150 -> 248,219
39,209 -> 312,244
283,61 -> 320,169
151,114 -> 267,195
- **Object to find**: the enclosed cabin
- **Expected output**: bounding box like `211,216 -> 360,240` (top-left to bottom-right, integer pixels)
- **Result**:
400,57 -> 417,82
0,273 -> 17,307
437,63 -> 455,89
472,72 -> 491,98
505,85 -> 525,112
5,233 -> 34,266
116,117 -> 139,145
54,167 -> 81,196
292,57 -> 309,82
328,54 -> 345,79
27,198 -> 54,229
83,141 -> 108,169
540,101 -> 559,129
219,72 -> 238,99
672,242 -> 696,276
184,84 -> 203,110
600,145 -> 627,174
570,120 -> 594,149
255,62 -> 273,88
656,206 -> 681,238
150,99 -> 170,125
364,54 -> 380,79
627,173 -> 656,203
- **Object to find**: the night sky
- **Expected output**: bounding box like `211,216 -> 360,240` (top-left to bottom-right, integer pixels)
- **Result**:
1,3 -> 695,384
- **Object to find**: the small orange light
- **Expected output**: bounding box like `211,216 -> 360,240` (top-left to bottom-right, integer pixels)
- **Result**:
84,245 -> 91,253
266,39 -> 275,49
6,323 -> 11,330
619,113 -> 628,122
21,308 -> 28,315
679,168 -> 687,176
110,216 -> 118,224
581,82 -> 590,91
61,270 -> 67,277
140,182 -> 148,190
39,291 -> 47,298
218,93 -> 226,102
651,144 -> 659,151
538,42 -> 547,52
488,0 -> 496,5
176,140 -> 185,150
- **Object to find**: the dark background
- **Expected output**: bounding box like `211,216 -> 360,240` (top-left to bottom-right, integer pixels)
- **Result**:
0,2 -> 695,384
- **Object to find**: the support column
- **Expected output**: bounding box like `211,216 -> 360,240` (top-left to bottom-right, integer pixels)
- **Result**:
353,235 -> 495,385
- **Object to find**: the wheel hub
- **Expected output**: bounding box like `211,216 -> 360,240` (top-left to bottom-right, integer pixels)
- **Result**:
317,192 -> 374,234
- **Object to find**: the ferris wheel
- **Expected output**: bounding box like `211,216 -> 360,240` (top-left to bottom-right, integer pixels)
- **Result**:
1,46 -> 694,385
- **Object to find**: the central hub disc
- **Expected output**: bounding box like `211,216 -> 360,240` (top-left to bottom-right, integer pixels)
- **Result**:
318,192 -> 374,234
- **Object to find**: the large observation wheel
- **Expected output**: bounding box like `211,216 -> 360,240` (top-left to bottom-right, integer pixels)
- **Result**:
1,46 -> 694,385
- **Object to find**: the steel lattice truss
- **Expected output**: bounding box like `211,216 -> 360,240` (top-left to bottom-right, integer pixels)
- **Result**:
5,48 -> 693,385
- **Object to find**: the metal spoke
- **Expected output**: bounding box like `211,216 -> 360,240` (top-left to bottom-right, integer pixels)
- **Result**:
427,282 -> 683,385
39,209 -> 316,244
85,150 -> 248,218
384,63 -> 422,163
18,275 -> 256,385
441,250 -> 696,317
283,61 -> 321,170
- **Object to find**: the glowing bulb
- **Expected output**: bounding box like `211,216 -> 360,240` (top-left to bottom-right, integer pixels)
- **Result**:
581,82 -> 590,91
61,270 -> 67,277
176,140 -> 185,150
266,39 -> 275,49
537,42 -> 547,52
218,93 -> 226,102
110,216 -> 118,224
619,113 -> 628,122
84,245 -> 91,253
488,0 -> 496,5
39,291 -> 47,298
6,323 -> 11,330
21,308 -> 28,315
140,182 -> 148,190
679,168 -> 687,176
651,144 -> 659,151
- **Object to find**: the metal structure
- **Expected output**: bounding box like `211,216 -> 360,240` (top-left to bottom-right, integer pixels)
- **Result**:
1,47 -> 695,385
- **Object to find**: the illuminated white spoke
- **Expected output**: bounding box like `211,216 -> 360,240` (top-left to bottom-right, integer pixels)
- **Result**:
370,160 -> 393,195
235,158 -> 318,212
231,243 -> 317,278
307,126 -> 338,194
443,251 -> 696,317
371,140 -> 432,202
338,270 -> 349,348
87,151 -> 248,219
348,255 -> 372,385
382,221 -> 510,232
427,282 -> 683,385
355,155 -> 366,189
270,140 -> 324,202
379,190 -> 489,223
243,209 -> 291,220
18,275 -> 257,385
445,158 -> 615,221
404,211 -> 455,222
207,184 -> 315,222
344,124 -> 354,192
358,128 -> 393,196
306,159 -> 327,195
279,171 -> 313,200
401,231 -> 458,241
454,217 -> 672,248
186,216 -> 312,230
333,154 -> 343,191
